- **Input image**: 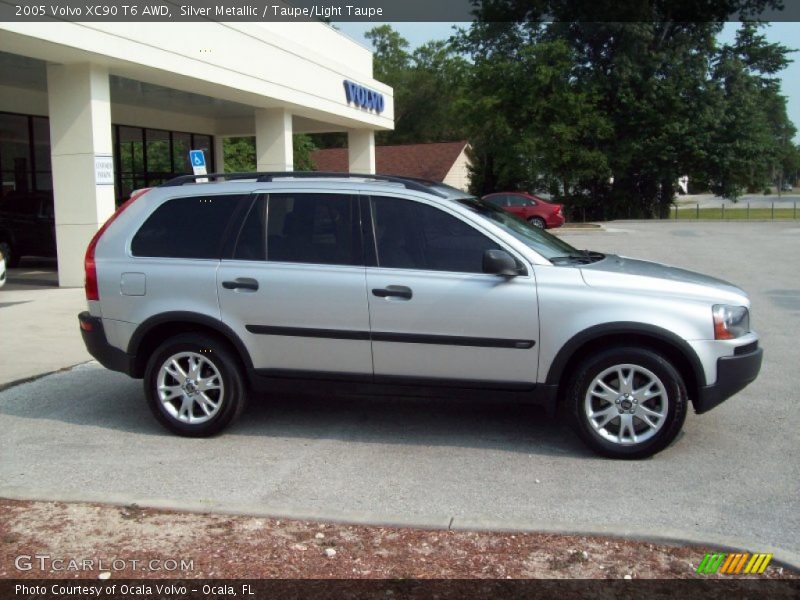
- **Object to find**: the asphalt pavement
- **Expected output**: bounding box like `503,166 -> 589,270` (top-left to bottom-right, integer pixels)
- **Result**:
0,221 -> 798,566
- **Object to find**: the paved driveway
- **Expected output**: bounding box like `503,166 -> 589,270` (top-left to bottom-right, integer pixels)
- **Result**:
0,222 -> 797,564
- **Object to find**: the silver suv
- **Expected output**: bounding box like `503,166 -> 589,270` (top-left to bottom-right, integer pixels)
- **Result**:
78,173 -> 762,458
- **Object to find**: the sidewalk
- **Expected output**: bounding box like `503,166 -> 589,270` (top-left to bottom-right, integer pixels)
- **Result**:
0,266 -> 89,386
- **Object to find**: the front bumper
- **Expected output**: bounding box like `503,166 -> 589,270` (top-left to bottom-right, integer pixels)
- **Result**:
78,312 -> 135,376
694,344 -> 763,414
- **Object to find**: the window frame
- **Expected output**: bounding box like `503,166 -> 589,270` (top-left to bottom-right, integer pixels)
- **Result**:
509,194 -> 537,207
228,193 -> 268,263
129,192 -> 249,261
364,193 -> 529,277
255,188 -> 368,269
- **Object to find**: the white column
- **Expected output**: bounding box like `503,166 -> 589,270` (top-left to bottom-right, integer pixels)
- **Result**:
348,129 -> 376,174
213,135 -> 226,173
255,108 -> 292,172
46,63 -> 114,288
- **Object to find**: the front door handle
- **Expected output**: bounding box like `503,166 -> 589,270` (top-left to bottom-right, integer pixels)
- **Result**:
222,277 -> 259,291
372,285 -> 412,300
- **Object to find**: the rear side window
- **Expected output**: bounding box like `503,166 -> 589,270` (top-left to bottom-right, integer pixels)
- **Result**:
131,195 -> 242,259
266,193 -> 361,266
508,195 -> 534,206
371,196 -> 501,273
485,195 -> 507,207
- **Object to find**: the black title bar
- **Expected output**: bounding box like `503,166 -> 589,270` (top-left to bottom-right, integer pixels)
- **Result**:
4,579 -> 800,600
1,0 -> 797,22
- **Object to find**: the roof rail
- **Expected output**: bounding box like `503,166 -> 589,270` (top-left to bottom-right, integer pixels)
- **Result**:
159,171 -> 449,197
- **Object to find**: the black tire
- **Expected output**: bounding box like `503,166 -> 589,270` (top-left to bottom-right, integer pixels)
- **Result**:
566,347 -> 687,459
0,241 -> 19,268
144,333 -> 246,437
528,216 -> 546,229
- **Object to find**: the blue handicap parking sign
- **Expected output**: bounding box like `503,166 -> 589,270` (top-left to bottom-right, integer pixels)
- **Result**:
189,150 -> 206,168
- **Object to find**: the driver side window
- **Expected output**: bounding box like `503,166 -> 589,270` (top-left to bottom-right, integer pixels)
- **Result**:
370,196 -> 501,274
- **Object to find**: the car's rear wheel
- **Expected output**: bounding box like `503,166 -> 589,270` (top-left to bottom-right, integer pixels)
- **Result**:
144,333 -> 246,436
566,347 -> 687,459
528,216 -> 546,229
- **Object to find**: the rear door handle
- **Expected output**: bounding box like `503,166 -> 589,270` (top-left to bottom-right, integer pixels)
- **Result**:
222,277 -> 259,291
372,285 -> 412,300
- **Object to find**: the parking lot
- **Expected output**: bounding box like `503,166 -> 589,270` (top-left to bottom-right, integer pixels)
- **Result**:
0,221 -> 798,564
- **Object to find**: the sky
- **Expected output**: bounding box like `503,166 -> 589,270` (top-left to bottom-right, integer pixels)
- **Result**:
336,21 -> 800,142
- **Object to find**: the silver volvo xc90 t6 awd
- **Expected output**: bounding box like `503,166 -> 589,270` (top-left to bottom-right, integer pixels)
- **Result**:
79,173 -> 762,458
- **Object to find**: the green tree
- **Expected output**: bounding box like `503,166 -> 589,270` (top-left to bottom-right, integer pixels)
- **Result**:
458,31 -> 612,206
365,25 -> 470,145
696,22 -> 795,198
459,1 -> 791,217
293,134 -> 317,171
222,134 -> 317,172
223,137 -> 256,173
365,24 -> 412,84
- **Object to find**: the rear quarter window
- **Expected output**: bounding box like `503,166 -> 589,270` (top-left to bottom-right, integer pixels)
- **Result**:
131,194 -> 243,259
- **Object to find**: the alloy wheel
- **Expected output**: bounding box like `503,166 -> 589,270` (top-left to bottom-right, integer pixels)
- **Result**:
583,363 -> 668,445
156,352 -> 224,424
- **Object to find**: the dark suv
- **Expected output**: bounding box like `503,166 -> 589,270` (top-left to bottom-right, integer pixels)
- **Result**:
0,191 -> 56,267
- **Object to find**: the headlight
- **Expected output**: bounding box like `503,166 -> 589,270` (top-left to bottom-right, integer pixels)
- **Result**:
712,305 -> 750,340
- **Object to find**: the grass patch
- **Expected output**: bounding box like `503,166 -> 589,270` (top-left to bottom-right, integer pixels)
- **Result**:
666,207 -> 799,220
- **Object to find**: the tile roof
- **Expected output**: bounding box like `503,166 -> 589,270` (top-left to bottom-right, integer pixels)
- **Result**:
311,141 -> 468,182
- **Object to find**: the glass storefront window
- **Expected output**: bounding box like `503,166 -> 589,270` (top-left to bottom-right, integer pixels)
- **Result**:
118,126 -> 144,175
32,117 -> 51,172
173,132 -> 191,174
32,117 -> 52,192
113,125 -> 214,203
145,129 -> 171,174
35,173 -> 53,191
0,113 -> 32,196
2,113 -> 215,206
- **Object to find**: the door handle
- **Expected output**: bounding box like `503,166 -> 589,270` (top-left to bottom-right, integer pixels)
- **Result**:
222,277 -> 259,291
372,285 -> 412,300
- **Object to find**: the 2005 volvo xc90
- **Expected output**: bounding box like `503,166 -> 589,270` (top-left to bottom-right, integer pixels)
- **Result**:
79,172 -> 762,458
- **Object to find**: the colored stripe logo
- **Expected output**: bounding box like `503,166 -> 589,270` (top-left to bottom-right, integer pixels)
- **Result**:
696,552 -> 773,574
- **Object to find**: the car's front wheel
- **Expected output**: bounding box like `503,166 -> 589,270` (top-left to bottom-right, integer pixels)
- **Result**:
566,347 -> 687,459
144,333 -> 246,436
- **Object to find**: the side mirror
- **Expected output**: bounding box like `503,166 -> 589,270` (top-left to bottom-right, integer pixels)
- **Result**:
483,249 -> 519,277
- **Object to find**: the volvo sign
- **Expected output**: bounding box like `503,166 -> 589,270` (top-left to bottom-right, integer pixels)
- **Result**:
344,80 -> 385,113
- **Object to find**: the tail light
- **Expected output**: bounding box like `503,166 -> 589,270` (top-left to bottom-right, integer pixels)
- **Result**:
556,205 -> 563,214
85,188 -> 150,301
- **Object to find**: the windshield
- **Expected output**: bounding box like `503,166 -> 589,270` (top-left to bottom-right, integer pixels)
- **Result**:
456,198 -> 579,260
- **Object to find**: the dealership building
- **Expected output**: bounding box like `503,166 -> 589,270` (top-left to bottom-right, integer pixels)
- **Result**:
0,20 -> 393,286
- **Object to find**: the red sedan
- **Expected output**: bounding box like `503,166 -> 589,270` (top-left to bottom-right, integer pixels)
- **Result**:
482,192 -> 565,229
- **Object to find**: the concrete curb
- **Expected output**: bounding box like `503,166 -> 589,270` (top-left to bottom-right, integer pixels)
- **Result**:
3,486 -> 798,572
560,223 -> 603,228
555,224 -> 605,233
